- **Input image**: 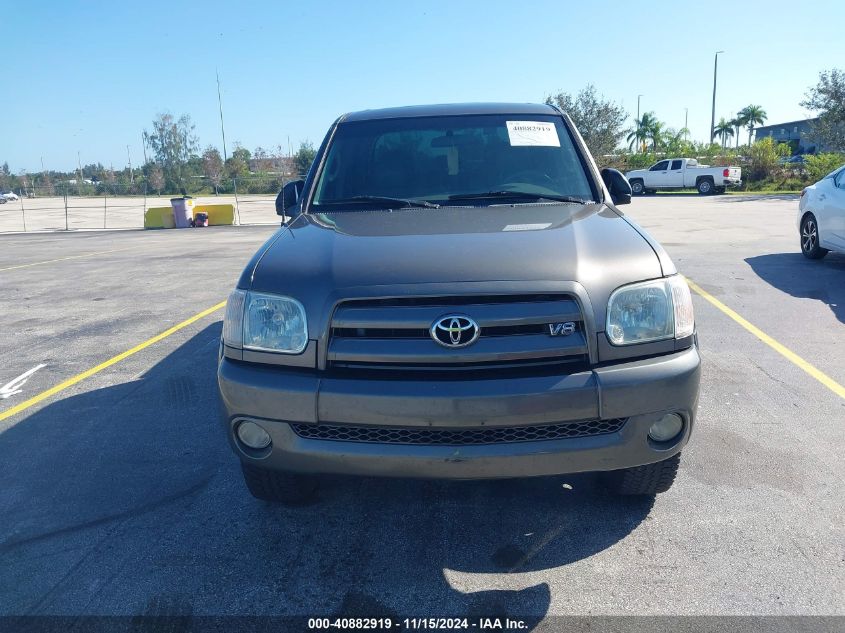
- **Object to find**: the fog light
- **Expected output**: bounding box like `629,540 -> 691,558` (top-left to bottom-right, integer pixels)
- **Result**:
648,413 -> 683,442
236,420 -> 271,449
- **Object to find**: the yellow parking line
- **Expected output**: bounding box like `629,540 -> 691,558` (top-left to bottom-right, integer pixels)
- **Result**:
686,278 -> 845,400
0,301 -> 226,422
0,248 -> 132,273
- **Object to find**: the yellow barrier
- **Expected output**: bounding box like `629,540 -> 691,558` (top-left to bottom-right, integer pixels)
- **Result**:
144,207 -> 172,229
144,203 -> 235,229
195,204 -> 235,225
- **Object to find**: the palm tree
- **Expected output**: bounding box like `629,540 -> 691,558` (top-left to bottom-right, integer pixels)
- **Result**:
714,118 -> 734,150
738,105 -> 767,146
626,112 -> 658,153
729,116 -> 742,150
647,120 -> 665,152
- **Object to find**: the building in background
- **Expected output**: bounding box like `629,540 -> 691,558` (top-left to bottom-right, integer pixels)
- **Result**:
753,118 -> 826,154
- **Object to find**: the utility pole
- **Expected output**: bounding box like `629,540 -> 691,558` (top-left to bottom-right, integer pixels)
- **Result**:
127,145 -> 134,184
685,108 -> 689,139
141,132 -> 148,164
77,151 -> 83,186
710,51 -> 724,144
216,68 -> 228,162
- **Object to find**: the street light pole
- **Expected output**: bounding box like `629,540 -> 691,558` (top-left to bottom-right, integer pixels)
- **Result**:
216,68 -> 228,162
127,145 -> 134,184
710,51 -> 724,144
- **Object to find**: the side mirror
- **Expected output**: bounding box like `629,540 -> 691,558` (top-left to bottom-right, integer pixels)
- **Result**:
276,180 -> 305,219
601,168 -> 632,206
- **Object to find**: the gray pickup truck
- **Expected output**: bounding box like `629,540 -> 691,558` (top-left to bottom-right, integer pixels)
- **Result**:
218,103 -> 700,503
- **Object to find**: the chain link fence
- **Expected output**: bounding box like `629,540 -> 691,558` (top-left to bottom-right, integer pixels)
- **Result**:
0,177 -> 290,233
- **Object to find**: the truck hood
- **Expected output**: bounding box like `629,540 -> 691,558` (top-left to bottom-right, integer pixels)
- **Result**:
246,203 -> 667,331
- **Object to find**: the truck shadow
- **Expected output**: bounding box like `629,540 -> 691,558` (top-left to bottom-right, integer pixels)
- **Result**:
0,323 -> 653,627
745,252 -> 845,324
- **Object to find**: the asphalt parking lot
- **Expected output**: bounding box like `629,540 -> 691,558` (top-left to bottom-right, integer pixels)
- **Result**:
0,195 -> 843,625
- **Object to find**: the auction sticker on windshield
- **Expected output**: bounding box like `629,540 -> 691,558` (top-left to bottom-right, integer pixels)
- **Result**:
506,121 -> 560,147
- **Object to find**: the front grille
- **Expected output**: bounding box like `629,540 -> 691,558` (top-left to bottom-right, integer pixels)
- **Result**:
327,293 -> 589,372
290,419 -> 626,446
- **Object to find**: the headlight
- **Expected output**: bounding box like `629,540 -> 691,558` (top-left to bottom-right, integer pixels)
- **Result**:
222,289 -> 308,354
606,276 -> 694,346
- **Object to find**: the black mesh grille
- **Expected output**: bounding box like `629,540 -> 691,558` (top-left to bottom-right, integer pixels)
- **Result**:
290,419 -> 626,445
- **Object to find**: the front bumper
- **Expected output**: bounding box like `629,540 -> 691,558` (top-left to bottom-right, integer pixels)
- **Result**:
218,346 -> 700,479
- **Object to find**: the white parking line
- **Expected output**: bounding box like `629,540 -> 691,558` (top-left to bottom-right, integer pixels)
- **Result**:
0,364 -> 46,400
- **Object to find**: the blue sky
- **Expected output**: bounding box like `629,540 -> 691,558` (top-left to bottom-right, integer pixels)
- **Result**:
2,0 -> 843,172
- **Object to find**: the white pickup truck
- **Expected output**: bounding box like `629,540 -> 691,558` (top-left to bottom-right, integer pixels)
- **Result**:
625,158 -> 741,195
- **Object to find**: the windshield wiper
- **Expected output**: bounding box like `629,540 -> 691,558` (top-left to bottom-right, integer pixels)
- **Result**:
448,191 -> 592,204
323,195 -> 440,209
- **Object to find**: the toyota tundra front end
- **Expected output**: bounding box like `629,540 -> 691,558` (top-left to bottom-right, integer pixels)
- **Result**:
217,103 -> 701,502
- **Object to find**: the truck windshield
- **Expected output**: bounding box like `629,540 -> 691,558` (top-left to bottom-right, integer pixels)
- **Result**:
311,114 -> 595,210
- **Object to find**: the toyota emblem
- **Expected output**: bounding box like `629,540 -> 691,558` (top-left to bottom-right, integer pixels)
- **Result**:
430,315 -> 480,348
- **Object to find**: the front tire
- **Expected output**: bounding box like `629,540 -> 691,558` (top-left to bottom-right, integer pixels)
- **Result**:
630,179 -> 644,195
697,178 -> 714,195
240,462 -> 318,504
800,213 -> 828,259
603,453 -> 681,496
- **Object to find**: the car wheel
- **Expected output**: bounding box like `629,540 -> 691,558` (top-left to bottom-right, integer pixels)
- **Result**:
630,179 -> 644,195
696,178 -> 714,195
800,213 -> 829,260
603,453 -> 681,496
240,462 -> 318,504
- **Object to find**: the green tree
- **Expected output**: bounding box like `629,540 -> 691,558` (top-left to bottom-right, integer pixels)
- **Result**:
646,117 -> 665,152
662,127 -> 694,157
225,156 -> 249,180
147,163 -> 165,194
231,144 -> 251,166
143,113 -> 199,192
804,153 -> 845,181
545,85 -> 627,160
738,105 -> 768,147
626,112 -> 662,152
714,118 -> 735,150
0,162 -> 10,190
201,146 -> 224,194
729,117 -> 742,149
626,113 -> 651,152
293,141 -> 317,177
801,69 -> 845,151
746,137 -> 788,181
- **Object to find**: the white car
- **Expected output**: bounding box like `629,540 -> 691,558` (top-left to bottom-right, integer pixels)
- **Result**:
1,191 -> 19,201
798,164 -> 845,259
